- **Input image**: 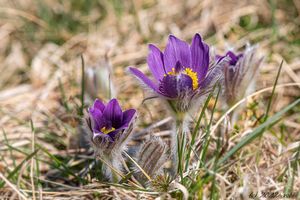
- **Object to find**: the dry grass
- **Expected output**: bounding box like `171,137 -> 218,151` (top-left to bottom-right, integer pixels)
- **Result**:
0,0 -> 299,199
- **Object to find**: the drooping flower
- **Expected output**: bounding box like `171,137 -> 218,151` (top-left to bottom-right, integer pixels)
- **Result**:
84,98 -> 136,180
217,45 -> 263,107
129,33 -> 226,113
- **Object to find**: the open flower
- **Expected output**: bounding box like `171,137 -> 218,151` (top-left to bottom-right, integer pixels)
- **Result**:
84,98 -> 136,181
218,45 -> 263,107
129,33 -> 225,113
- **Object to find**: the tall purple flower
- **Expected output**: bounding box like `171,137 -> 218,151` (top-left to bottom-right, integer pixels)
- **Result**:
129,33 -> 225,113
84,98 -> 136,180
218,45 -> 263,107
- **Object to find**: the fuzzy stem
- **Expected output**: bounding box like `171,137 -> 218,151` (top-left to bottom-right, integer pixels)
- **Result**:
101,155 -> 122,182
167,100 -> 187,180
170,119 -> 178,177
176,118 -> 186,181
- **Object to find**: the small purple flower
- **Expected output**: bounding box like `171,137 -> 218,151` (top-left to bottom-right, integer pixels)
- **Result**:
85,98 -> 136,154
129,33 -> 224,112
218,46 -> 263,107
84,98 -> 136,181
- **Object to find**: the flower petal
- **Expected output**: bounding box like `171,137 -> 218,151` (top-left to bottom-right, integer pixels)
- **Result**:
147,44 -> 166,81
190,33 -> 210,81
174,61 -> 183,73
103,99 -> 123,128
122,109 -> 136,126
107,125 -> 127,139
128,67 -> 159,92
215,54 -> 225,63
89,107 -> 104,131
226,51 -> 243,65
200,57 -> 227,89
92,117 -> 108,133
92,99 -> 106,112
164,35 -> 191,72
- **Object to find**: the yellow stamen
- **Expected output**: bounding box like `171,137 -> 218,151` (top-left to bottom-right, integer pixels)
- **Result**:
182,68 -> 199,90
164,67 -> 199,90
101,127 -> 116,134
167,68 -> 176,75
164,68 -> 176,76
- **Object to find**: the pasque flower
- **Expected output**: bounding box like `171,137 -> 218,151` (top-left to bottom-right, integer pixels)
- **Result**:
217,45 -> 263,107
129,33 -> 225,113
84,98 -> 136,181
129,33 -> 227,178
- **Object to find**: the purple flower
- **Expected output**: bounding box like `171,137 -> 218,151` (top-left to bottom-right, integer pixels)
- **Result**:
218,46 -> 263,106
85,98 -> 136,153
129,33 -> 224,112
84,98 -> 136,181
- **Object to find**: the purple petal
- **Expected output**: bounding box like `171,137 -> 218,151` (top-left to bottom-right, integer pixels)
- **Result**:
226,51 -> 243,65
110,110 -> 136,137
128,67 -> 159,93
164,35 -> 191,72
190,33 -> 210,81
89,107 -> 103,131
106,109 -> 136,140
92,99 -> 106,112
88,99 -> 107,131
91,116 -> 109,133
122,109 -> 136,125
215,55 -> 225,63
107,125 -> 127,139
103,99 -> 123,127
89,106 -> 102,120
147,44 -> 166,81
174,61 -> 183,73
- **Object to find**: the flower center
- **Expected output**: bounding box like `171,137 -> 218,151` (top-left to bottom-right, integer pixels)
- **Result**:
166,67 -> 199,90
100,127 -> 116,134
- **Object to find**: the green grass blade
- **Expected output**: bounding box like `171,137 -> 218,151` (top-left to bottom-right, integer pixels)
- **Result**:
263,60 -> 283,122
284,142 -> 300,195
58,78 -> 70,112
36,143 -> 87,184
209,133 -> 222,200
198,85 -> 221,168
0,149 -> 39,188
184,89 -> 214,171
2,128 -> 16,168
217,98 -> 300,166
